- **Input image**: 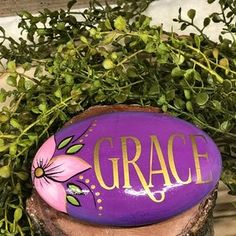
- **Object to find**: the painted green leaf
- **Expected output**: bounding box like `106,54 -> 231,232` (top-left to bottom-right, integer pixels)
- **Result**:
66,144 -> 83,154
68,184 -> 84,195
58,136 -> 73,149
66,195 -> 81,206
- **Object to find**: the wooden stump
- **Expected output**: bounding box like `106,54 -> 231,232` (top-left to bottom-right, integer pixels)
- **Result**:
26,188 -> 217,236
27,105 -> 218,236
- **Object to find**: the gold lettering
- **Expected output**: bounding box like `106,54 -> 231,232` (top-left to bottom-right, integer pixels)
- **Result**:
94,137 -> 119,190
168,134 -> 192,184
121,136 -> 164,203
190,135 -> 212,184
122,136 -> 141,189
149,135 -> 172,188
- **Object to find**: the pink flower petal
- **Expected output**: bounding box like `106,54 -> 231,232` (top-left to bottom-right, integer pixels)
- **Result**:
45,155 -> 91,182
34,177 -> 67,213
32,136 -> 56,176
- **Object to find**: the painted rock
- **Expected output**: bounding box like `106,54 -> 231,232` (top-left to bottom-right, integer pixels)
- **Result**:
31,110 -> 222,226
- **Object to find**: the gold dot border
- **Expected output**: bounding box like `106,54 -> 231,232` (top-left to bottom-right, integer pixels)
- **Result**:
78,120 -> 97,143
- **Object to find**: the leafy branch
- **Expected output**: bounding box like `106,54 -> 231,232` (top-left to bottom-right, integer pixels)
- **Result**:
0,0 -> 236,235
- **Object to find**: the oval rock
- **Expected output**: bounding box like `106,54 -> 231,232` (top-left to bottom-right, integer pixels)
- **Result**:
31,110 -> 222,226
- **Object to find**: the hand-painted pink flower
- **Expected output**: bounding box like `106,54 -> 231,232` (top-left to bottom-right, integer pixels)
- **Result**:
31,136 -> 91,213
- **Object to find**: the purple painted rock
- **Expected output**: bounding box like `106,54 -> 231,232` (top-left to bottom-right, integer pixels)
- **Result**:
31,110 -> 222,227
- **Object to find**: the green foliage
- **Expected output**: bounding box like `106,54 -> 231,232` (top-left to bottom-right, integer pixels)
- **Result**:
0,0 -> 236,234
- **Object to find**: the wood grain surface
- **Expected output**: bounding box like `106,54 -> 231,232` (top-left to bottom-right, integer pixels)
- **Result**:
0,0 -> 112,17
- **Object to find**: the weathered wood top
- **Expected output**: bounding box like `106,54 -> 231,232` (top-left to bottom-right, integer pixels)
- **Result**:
0,0 -> 111,17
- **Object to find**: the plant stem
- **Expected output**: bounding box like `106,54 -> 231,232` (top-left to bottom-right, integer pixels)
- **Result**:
167,104 -> 236,138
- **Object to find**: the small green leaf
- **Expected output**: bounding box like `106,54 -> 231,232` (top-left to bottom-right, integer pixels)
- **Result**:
9,144 -> 17,156
68,184 -> 84,195
211,13 -> 221,23
166,89 -> 175,101
7,75 -> 17,87
103,59 -> 115,69
39,103 -> 47,113
184,90 -> 191,100
37,28 -> 47,36
186,101 -> 194,112
25,80 -> 34,90
171,53 -> 185,65
194,35 -> 201,48
180,23 -> 188,31
111,52 -> 118,60
66,144 -> 83,154
105,18 -> 112,30
219,58 -> 229,68
114,16 -> 127,31
212,48 -> 219,60
18,77 -> 26,90
171,67 -> 185,77
80,36 -> 88,44
10,118 -> 21,129
89,28 -> 96,36
58,136 -> 73,149
0,88 -> 7,103
127,67 -> 138,78
145,42 -> 155,53
0,145 -> 9,152
66,195 -> 81,206
196,93 -> 209,106
7,61 -> 16,72
187,9 -> 196,21
157,95 -> 166,106
220,121 -> 230,132
0,165 -> 11,178
161,105 -> 168,112
54,88 -> 62,98
212,100 -> 221,110
140,33 -> 149,43
203,17 -> 211,28
0,114 -> 9,123
223,80 -> 232,93
14,208 -> 22,222
56,22 -> 66,30
149,84 -> 160,95
64,74 -> 74,85
114,93 -> 127,103
15,171 -> 29,181
0,139 -> 4,147
22,62 -> 31,71
174,98 -> 185,109
102,32 -> 116,45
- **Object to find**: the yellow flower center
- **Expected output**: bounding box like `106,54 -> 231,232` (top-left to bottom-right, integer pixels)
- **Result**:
34,167 -> 44,178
